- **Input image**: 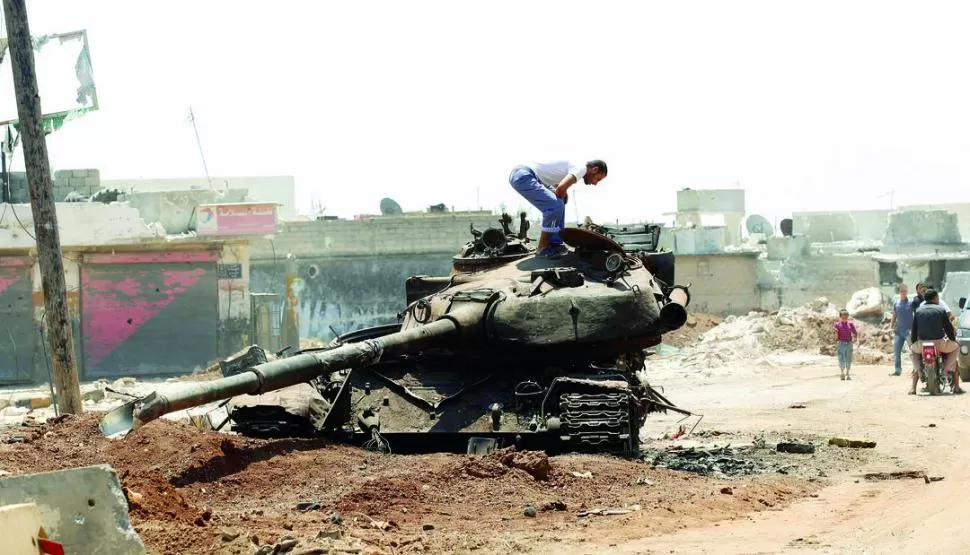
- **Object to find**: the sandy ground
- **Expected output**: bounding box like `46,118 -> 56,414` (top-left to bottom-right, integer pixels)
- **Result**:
608,360 -> 970,555
3,353 -> 968,554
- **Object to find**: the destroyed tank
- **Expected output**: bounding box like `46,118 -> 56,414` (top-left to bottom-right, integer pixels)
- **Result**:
100,213 -> 692,456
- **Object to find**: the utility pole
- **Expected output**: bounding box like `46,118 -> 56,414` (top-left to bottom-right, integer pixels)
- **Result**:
187,106 -> 213,190
2,0 -> 83,413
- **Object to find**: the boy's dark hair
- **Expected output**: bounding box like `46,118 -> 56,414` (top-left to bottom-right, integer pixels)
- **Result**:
839,309 -> 849,316
925,289 -> 939,302
587,160 -> 608,175
916,281 -> 927,289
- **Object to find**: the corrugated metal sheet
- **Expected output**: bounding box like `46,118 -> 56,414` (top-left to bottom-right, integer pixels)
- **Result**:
0,256 -> 35,384
80,251 -> 219,378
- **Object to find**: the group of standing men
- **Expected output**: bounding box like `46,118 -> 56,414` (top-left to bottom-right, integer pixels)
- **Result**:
891,282 -> 964,395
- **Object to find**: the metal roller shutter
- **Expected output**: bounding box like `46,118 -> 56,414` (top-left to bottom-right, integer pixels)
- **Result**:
80,251 -> 219,378
0,256 -> 35,384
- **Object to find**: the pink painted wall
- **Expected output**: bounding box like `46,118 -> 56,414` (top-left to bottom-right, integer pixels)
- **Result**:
197,203 -> 278,236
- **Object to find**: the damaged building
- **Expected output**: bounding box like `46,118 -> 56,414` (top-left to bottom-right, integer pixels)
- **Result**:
0,171 -> 282,386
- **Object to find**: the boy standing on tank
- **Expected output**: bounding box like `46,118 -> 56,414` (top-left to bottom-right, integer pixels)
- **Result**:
834,309 -> 858,380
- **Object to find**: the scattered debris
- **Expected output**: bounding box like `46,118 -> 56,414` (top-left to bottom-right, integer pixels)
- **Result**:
829,438 -> 877,449
221,530 -> 241,542
720,487 -> 734,495
863,470 -> 926,481
789,404 -> 807,409
647,445 -> 765,477
777,442 -> 816,454
317,529 -> 344,540
578,505 -> 642,518
633,476 -> 654,486
523,506 -> 537,518
541,500 -> 567,512
571,471 -> 593,479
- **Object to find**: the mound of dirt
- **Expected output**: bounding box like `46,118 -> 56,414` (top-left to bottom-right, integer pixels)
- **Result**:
459,447 -> 553,480
662,313 -> 723,348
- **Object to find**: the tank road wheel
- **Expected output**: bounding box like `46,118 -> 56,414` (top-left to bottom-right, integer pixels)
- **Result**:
557,391 -> 637,455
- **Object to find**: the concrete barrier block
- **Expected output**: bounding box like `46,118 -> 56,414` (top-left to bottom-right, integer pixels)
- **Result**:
0,503 -> 45,555
11,392 -> 52,410
0,465 -> 147,554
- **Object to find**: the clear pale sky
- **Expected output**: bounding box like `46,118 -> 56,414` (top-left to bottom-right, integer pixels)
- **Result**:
5,1 -> 970,229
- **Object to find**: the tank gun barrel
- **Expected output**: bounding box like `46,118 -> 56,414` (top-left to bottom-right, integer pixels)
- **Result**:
658,286 -> 690,331
98,316 -> 465,437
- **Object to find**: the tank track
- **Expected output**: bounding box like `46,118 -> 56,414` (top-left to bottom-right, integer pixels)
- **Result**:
558,392 -> 638,453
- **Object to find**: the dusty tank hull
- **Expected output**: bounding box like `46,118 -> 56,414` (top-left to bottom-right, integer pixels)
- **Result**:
101,215 -> 692,456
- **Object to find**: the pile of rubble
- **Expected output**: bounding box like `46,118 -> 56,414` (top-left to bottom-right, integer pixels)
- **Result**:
654,298 -> 894,372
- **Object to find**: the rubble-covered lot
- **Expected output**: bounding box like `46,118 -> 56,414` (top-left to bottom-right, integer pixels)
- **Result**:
649,299 -> 895,374
0,414 -> 826,554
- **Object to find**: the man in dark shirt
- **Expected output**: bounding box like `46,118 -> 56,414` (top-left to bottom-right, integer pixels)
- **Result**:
910,282 -> 927,312
909,289 -> 963,395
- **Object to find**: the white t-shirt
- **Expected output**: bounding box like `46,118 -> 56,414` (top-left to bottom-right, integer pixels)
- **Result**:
526,161 -> 587,189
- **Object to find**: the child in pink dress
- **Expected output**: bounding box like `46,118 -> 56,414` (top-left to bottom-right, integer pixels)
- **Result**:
834,309 -> 858,380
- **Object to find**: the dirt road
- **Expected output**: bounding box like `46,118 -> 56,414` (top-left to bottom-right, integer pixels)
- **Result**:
597,361 -> 970,555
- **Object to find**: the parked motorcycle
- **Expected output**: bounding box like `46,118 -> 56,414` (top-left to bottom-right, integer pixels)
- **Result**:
921,342 -> 953,395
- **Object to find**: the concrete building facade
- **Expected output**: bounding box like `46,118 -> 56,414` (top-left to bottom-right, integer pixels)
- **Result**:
674,189 -> 745,246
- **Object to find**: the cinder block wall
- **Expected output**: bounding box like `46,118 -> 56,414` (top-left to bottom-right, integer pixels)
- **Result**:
248,212 -> 520,341
7,168 -> 102,203
249,211 -> 505,260
674,254 -> 763,314
761,255 -> 878,310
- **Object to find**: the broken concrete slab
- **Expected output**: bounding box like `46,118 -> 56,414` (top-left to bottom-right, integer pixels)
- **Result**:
829,437 -> 877,449
0,464 -> 146,554
9,392 -> 52,410
776,442 -> 816,454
